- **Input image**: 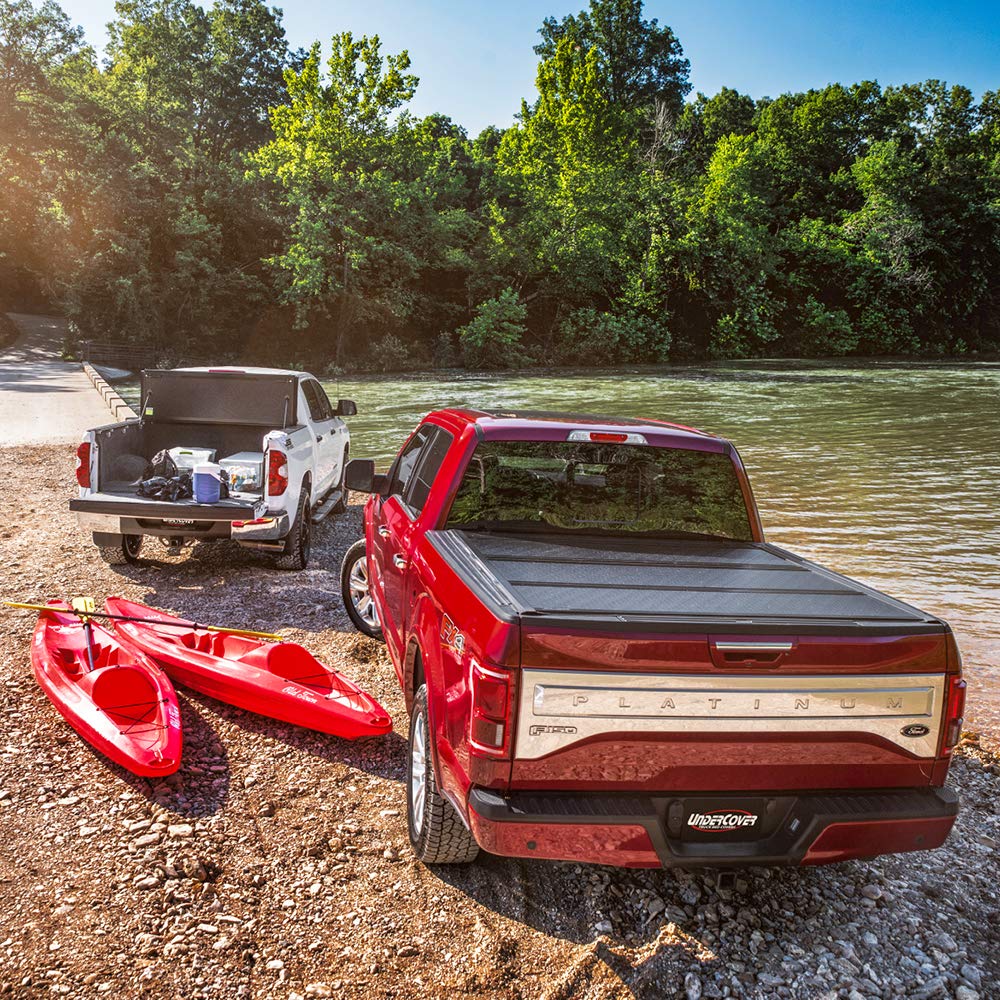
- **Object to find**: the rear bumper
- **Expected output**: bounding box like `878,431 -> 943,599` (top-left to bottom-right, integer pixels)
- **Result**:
467,785 -> 958,869
72,496 -> 281,541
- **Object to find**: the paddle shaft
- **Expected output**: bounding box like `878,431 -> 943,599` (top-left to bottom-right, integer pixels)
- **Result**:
83,617 -> 96,672
2,602 -> 283,641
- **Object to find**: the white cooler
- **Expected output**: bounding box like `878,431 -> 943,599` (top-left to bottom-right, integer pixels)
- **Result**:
169,446 -> 216,471
220,451 -> 265,493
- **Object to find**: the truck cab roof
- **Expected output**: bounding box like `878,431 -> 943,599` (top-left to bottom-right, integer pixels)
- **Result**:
430,408 -> 726,451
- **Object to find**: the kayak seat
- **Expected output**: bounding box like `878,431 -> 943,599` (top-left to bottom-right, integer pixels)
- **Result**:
178,631 -> 215,654
91,642 -> 123,670
237,642 -> 333,692
53,646 -> 85,673
51,632 -> 115,672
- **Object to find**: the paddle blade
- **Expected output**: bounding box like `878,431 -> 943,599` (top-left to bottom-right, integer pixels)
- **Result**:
3,601 -> 51,612
72,597 -> 96,614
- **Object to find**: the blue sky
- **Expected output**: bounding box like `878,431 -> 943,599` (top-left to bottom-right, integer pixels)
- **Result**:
65,0 -> 1000,135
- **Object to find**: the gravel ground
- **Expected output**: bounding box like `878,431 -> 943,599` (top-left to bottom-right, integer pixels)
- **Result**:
1,444 -> 998,1000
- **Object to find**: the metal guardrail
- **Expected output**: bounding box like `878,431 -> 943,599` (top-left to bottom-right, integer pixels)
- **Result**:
79,340 -> 159,370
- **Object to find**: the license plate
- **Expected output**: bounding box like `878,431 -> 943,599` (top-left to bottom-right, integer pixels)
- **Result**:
680,798 -> 771,840
162,518 -> 196,527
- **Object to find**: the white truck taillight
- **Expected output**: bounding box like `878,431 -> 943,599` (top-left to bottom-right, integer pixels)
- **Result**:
267,449 -> 288,496
75,441 -> 91,488
943,676 -> 967,751
469,661 -> 515,756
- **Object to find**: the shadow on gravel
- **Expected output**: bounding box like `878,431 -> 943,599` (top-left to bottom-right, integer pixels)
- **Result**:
180,687 -> 409,784
430,853 -> 635,946
80,689 -> 232,817
428,856 -> 719,996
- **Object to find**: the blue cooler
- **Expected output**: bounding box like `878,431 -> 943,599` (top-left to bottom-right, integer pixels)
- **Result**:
193,462 -> 222,503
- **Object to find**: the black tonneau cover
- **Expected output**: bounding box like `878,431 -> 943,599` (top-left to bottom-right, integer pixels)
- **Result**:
426,531 -> 945,636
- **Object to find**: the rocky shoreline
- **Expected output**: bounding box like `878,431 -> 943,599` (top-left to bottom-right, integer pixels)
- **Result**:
1,444 -> 997,1000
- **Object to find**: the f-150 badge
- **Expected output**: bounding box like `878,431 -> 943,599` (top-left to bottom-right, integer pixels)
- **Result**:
441,615 -> 465,654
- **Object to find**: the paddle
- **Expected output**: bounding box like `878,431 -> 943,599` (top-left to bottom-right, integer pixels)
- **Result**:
3,600 -> 284,641
71,596 -> 97,672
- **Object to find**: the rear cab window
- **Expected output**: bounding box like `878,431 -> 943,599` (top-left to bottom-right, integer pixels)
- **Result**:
386,423 -> 455,518
445,439 -> 752,541
302,379 -> 333,422
389,425 -> 434,500
406,428 -> 454,513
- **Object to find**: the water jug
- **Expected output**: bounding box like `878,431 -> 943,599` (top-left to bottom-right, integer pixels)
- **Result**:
193,462 -> 222,503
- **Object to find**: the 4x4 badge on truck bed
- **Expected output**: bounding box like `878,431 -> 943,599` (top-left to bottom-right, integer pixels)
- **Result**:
441,615 -> 466,654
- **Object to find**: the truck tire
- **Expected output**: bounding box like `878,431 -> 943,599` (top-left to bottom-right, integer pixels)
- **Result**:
97,534 -> 143,566
275,488 -> 311,570
407,684 -> 480,865
340,539 -> 383,639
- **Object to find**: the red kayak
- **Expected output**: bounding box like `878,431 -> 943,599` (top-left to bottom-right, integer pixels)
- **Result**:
32,603 -> 182,776
105,598 -> 392,739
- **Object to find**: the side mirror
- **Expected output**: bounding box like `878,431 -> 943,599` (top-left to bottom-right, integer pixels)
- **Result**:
344,458 -> 388,495
336,398 -> 357,417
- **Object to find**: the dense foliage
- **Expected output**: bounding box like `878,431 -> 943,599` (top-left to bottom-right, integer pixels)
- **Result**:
3,0 -> 1000,369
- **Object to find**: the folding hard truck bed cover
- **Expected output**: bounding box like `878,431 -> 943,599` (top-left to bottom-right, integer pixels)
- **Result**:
427,531 -> 945,635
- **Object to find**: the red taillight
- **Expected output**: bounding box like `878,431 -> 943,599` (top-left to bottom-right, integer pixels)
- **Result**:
470,661 -> 514,756
943,676 -> 967,752
75,441 -> 91,488
588,432 -> 628,443
268,449 -> 288,496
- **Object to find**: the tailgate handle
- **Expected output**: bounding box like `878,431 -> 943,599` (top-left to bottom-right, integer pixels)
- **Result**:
713,641 -> 794,665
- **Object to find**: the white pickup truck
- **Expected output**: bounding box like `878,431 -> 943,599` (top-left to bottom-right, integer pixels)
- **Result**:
70,367 -> 355,570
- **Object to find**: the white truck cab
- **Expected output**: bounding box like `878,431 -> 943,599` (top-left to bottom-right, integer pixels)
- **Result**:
71,367 -> 356,570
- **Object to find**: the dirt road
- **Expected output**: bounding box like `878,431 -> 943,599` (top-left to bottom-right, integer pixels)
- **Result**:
0,314 -> 111,446
0,444 -> 998,1000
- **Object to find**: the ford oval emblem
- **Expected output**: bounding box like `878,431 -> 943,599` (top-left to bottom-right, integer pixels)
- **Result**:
901,723 -> 930,738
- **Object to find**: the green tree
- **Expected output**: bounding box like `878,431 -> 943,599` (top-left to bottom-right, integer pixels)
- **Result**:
491,37 -> 643,336
0,0 -> 86,302
457,287 -> 527,369
679,133 -> 780,357
534,0 -> 689,114
0,0 -> 82,108
254,33 -> 474,363
5,0 -> 1000,367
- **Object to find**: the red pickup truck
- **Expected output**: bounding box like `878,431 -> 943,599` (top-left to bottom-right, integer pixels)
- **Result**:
340,410 -> 964,869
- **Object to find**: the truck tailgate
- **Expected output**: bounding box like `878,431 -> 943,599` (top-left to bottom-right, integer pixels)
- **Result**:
70,492 -> 264,521
511,660 -> 950,792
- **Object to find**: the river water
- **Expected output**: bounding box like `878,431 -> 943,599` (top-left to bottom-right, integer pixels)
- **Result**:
122,361 -> 1000,731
